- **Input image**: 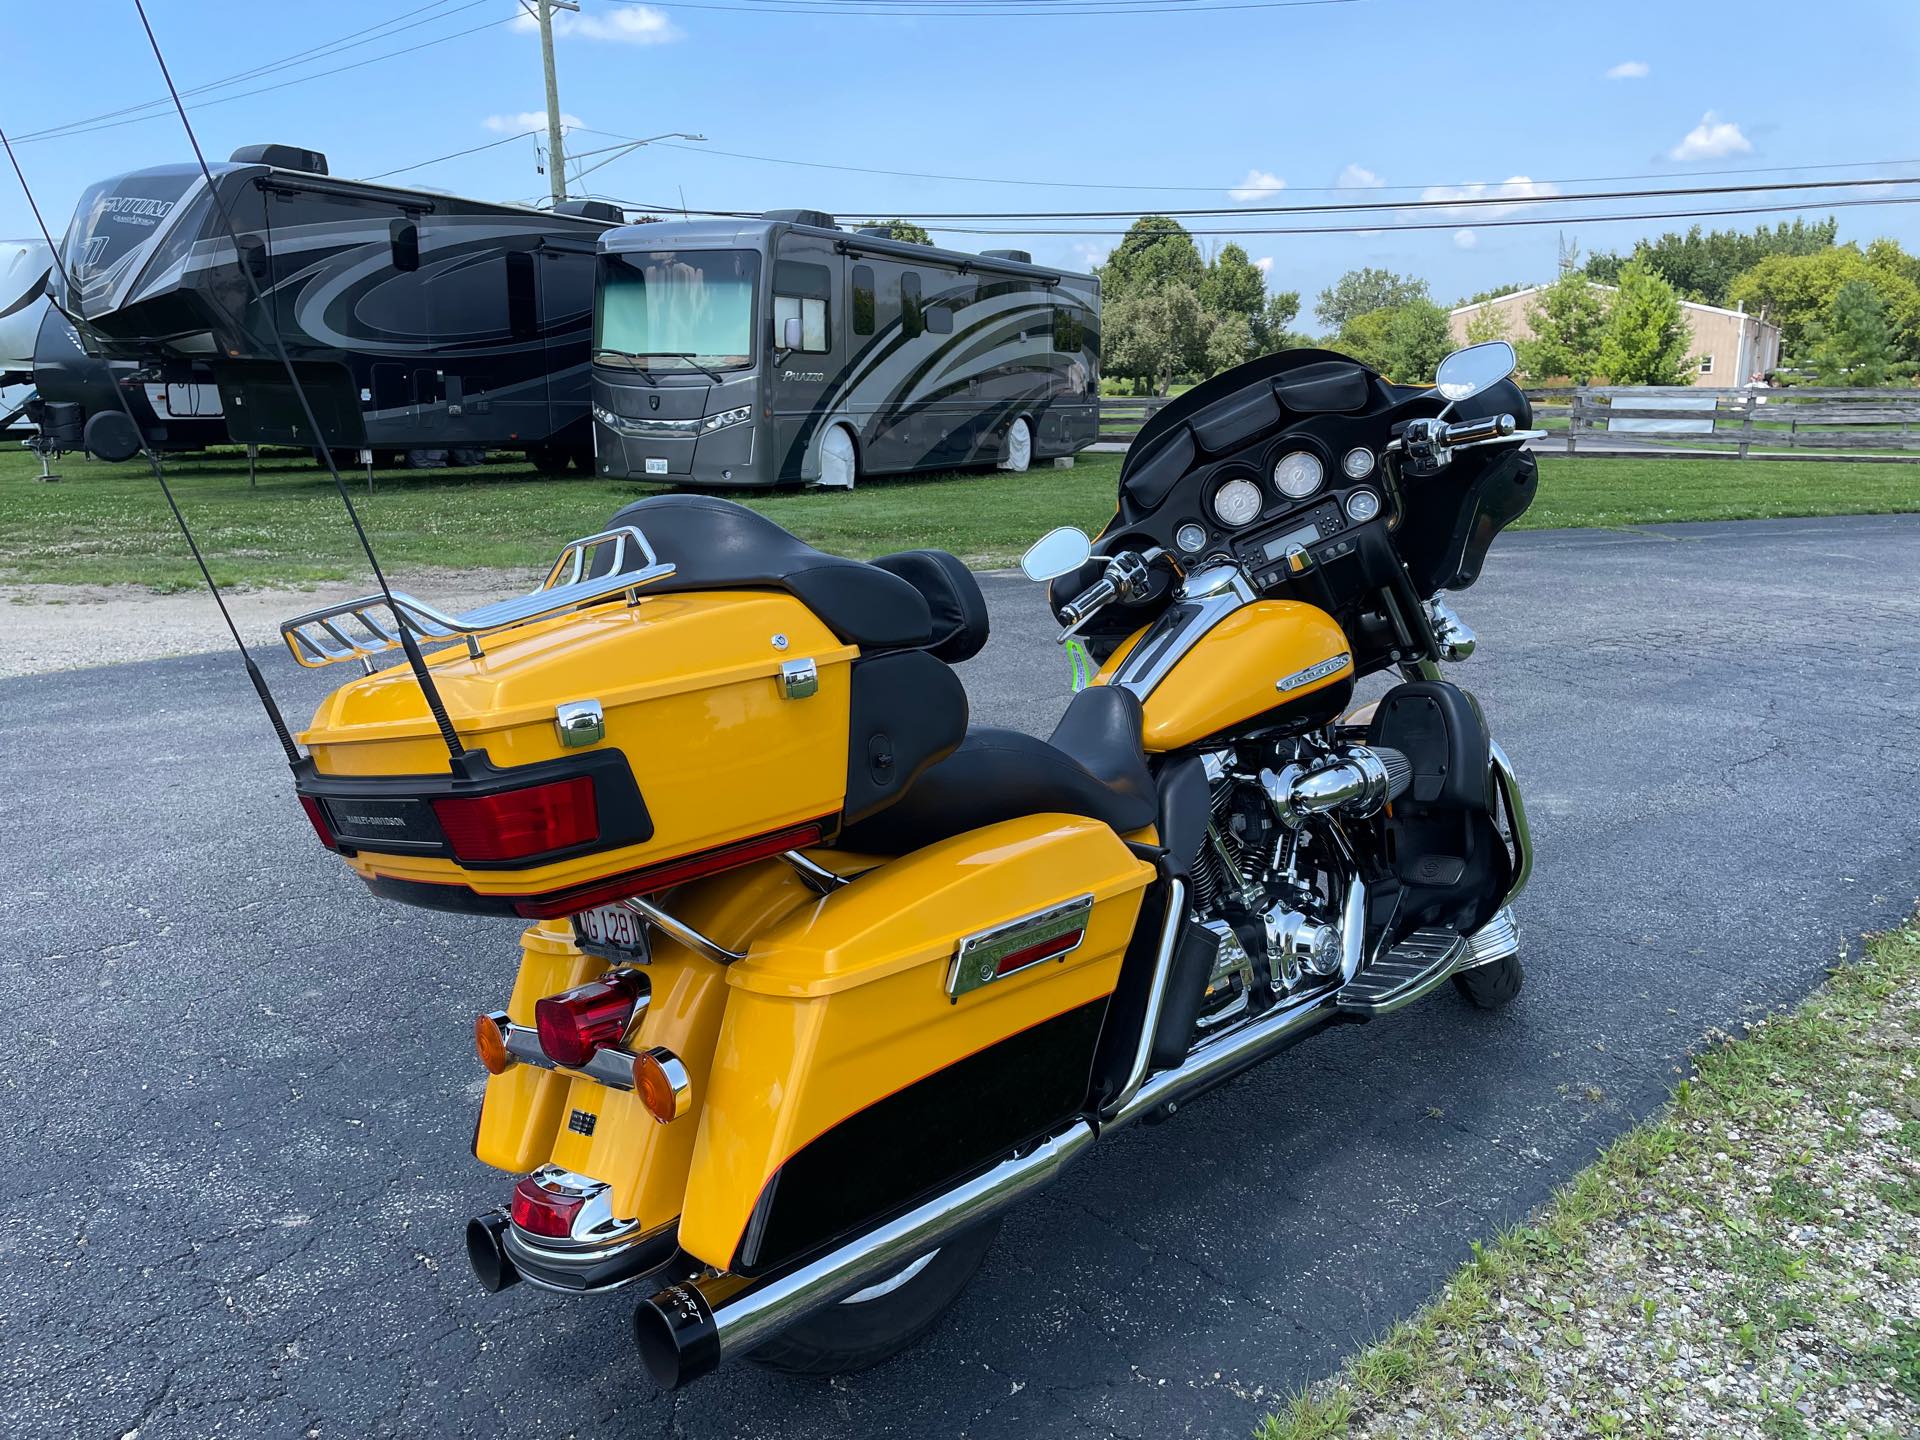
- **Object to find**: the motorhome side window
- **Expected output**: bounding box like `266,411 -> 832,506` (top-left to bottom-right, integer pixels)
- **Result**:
925,275 -> 970,336
1054,304 -> 1085,354
851,264 -> 876,336
901,271 -> 924,339
774,259 -> 831,352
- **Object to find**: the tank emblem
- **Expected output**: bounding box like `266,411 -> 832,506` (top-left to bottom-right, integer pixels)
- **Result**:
1276,653 -> 1352,693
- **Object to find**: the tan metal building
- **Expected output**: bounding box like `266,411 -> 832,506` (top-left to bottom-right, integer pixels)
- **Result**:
1448,283 -> 1782,383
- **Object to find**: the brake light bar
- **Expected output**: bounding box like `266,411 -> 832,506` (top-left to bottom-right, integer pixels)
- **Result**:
297,795 -> 336,849
432,776 -> 598,863
508,820 -> 828,919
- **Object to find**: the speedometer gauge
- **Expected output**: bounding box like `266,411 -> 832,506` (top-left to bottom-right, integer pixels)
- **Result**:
1211,477 -> 1263,528
1273,451 -> 1324,499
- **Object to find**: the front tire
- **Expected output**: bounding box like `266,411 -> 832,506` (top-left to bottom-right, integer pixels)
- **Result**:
1453,952 -> 1523,1009
997,416 -> 1033,472
817,423 -> 858,490
747,1216 -> 1000,1377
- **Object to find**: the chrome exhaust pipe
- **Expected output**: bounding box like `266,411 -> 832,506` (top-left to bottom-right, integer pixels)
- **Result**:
633,1121 -> 1097,1390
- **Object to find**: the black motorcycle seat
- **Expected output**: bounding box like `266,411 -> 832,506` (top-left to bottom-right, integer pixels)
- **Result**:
605,494 -> 933,651
836,685 -> 1156,854
869,549 -> 989,664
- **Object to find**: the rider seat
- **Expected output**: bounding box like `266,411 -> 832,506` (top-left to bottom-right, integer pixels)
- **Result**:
836,685 -> 1157,854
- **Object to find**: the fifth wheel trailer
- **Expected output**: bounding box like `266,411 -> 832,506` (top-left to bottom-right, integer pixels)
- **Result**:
52,144 -> 622,471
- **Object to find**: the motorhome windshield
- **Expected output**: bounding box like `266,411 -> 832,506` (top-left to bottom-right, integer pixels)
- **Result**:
595,250 -> 758,372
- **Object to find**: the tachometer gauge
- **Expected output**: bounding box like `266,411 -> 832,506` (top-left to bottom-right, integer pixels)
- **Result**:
1175,522 -> 1208,554
1211,477 -> 1263,528
1273,450 -> 1324,499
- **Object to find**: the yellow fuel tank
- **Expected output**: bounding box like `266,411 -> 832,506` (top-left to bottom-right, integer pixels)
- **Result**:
1132,600 -> 1353,752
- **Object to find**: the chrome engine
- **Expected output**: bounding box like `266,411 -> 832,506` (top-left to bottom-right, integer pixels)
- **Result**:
1185,737 -> 1401,1032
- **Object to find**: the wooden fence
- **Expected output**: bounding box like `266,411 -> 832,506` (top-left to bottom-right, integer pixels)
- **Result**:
1097,394 -> 1176,444
1524,386 -> 1920,461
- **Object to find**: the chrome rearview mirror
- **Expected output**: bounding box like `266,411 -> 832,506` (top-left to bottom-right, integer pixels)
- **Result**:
1435,340 -> 1517,403
1020,526 -> 1093,582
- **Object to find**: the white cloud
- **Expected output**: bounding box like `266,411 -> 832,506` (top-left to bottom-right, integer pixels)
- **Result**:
511,5 -> 681,45
485,110 -> 583,133
1253,256 -> 1273,275
1453,229 -> 1478,249
1227,168 -> 1285,203
1670,111 -> 1752,161
1605,60 -> 1650,79
1419,174 -> 1558,221
1071,241 -> 1112,271
1337,163 -> 1383,188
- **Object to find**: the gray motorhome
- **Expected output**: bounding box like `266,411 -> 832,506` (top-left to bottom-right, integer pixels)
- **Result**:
590,210 -> 1099,488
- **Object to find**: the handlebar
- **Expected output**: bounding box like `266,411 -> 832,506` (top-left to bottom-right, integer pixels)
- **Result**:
1439,413 -> 1516,447
1061,577 -> 1119,626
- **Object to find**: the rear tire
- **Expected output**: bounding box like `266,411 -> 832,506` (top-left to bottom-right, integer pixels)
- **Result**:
817,423 -> 858,490
747,1216 -> 1001,1377
1453,952 -> 1523,1009
997,416 -> 1033,473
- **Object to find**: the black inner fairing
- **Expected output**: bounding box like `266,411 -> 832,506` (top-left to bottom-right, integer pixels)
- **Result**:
1054,348 -> 1536,673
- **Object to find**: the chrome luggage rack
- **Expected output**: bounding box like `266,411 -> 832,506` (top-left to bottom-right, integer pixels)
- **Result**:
280,526 -> 675,669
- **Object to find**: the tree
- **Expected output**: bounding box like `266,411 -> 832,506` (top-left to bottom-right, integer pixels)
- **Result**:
1251,290 -> 1307,355
1517,271 -> 1607,382
1383,298 -> 1454,382
1332,307 -> 1396,373
1102,282 -> 1210,394
1586,218 -> 1838,306
1807,279 -> 1904,386
1457,282 -> 1528,307
854,219 -> 931,245
1730,242 -> 1920,360
1199,244 -> 1267,325
1463,302 -> 1511,345
1595,258 -> 1695,385
1100,217 -> 1204,302
1315,267 -> 1429,329
1204,312 -> 1254,377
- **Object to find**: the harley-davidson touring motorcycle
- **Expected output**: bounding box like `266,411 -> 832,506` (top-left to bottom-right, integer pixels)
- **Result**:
281,340 -> 1540,1388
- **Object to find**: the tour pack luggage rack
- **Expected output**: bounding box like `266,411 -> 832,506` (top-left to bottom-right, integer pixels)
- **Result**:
280,526 -> 675,669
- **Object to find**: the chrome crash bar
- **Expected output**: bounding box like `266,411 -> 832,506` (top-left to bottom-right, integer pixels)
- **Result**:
280,525 -> 674,669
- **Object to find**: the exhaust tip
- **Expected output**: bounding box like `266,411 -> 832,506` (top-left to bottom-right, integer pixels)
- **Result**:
465,1214 -> 521,1293
633,1281 -> 721,1391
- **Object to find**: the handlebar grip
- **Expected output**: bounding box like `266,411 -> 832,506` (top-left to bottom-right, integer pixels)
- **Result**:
1439,413 -> 1516,447
1061,577 -> 1118,625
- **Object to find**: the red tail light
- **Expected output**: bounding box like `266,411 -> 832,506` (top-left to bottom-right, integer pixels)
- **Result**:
509,819 -> 828,919
298,795 -> 336,849
510,1176 -> 586,1238
534,971 -> 644,1068
431,777 -> 598,862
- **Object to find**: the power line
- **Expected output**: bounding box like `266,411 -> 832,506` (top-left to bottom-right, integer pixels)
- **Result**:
603,132 -> 1920,199
14,8 -> 519,146
15,0 -> 490,143
365,129 -> 541,181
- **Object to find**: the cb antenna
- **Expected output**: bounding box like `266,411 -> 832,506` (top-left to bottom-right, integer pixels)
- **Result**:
0,126 -> 303,768
130,0 -> 467,767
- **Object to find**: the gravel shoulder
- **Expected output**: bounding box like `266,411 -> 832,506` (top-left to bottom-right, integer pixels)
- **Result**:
0,569 -> 530,679
1263,921 -> 1920,1440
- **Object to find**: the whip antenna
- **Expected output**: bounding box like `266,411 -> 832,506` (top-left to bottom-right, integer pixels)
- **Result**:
0,125 -> 303,767
131,0 -> 467,766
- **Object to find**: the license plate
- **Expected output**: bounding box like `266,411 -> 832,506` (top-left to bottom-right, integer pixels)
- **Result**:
645,457 -> 669,476
573,903 -> 648,959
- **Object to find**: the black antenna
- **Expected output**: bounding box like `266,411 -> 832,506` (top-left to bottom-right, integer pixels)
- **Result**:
131,0 -> 467,767
0,126 -> 304,768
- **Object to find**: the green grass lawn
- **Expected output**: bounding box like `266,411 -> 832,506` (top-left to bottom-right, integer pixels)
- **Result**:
2,443 -> 1916,591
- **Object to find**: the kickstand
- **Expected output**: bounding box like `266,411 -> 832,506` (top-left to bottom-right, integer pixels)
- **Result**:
246,442 -> 258,487
364,448 -> 374,494
33,447 -> 60,483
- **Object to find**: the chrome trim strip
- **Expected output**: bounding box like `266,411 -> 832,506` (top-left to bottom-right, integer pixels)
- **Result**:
947,894 -> 1094,999
1488,740 -> 1533,905
1457,905 -> 1519,971
1108,569 -> 1254,702
781,850 -> 849,894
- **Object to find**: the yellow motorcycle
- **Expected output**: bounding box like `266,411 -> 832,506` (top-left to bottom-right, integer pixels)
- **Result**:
283,340 -> 1540,1389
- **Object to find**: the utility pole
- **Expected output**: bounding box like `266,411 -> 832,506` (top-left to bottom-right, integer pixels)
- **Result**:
531,0 -> 579,204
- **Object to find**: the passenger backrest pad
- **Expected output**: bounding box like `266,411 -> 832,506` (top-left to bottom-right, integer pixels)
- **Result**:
869,549 -> 990,664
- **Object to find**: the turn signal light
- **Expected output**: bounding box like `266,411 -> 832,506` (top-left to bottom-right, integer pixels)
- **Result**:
510,1177 -> 585,1239
474,1014 -> 513,1075
534,971 -> 645,1068
431,777 -> 598,863
633,1047 -> 693,1124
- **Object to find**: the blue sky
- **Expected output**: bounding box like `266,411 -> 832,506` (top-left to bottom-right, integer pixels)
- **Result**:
5,0 -> 1918,319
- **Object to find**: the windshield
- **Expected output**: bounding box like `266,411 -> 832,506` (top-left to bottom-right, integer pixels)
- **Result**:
594,249 -> 759,372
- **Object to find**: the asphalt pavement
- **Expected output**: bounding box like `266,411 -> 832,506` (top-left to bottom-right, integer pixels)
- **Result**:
4,513 -> 1918,1439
